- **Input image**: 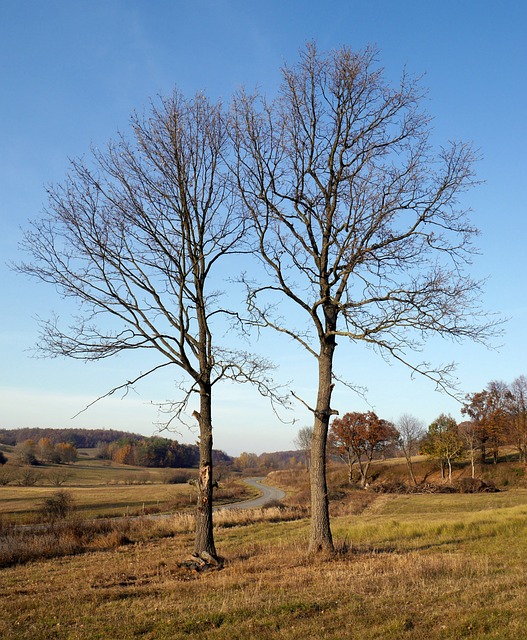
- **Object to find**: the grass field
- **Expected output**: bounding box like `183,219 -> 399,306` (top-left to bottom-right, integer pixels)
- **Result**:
0,453 -> 254,523
2,482 -> 527,638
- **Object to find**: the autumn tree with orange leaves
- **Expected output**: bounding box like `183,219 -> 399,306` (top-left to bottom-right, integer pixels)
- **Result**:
462,381 -> 512,464
329,412 -> 399,487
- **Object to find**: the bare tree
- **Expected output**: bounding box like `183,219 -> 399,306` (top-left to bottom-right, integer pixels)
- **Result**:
293,426 -> 313,471
18,91 -> 281,561
231,43 -> 497,552
458,420 -> 479,478
508,375 -> 527,462
396,414 -> 425,486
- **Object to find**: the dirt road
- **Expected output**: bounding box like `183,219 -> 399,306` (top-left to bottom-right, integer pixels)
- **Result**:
216,476 -> 285,510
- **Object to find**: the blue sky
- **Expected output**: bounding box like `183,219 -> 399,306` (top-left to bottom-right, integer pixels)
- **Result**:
1,1 -> 526,455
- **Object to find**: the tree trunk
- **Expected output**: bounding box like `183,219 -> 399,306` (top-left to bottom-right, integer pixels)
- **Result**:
309,338 -> 336,553
193,383 -> 217,559
359,459 -> 371,488
405,455 -> 417,486
347,450 -> 354,484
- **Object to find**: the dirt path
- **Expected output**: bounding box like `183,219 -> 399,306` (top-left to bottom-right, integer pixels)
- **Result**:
360,493 -> 393,517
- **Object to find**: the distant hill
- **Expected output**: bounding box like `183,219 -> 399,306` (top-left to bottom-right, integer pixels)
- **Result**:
0,427 -> 232,469
0,427 -> 143,448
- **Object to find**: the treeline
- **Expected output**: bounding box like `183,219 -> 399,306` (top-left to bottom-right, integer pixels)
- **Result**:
323,376 -> 527,488
231,450 -> 305,472
0,428 -> 232,469
420,377 -> 527,482
97,437 -> 231,468
0,427 -> 142,448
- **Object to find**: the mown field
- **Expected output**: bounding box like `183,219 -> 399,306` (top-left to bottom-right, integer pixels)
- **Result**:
2,468 -> 527,638
0,451 -> 254,523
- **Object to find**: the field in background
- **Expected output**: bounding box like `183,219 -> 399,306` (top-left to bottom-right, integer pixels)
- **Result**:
0,449 -> 253,523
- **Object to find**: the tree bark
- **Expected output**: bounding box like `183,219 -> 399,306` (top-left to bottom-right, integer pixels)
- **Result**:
193,383 -> 217,558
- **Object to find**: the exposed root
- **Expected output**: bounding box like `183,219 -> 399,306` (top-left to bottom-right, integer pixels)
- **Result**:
179,550 -> 224,572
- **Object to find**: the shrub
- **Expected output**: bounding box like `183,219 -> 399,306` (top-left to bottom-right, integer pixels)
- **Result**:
40,490 -> 76,522
164,470 -> 193,484
0,467 -> 14,486
17,467 -> 42,486
455,478 -> 499,493
46,469 -> 73,486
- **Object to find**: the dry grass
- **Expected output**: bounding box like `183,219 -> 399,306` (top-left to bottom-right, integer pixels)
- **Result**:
0,484 -> 196,523
0,469 -> 252,524
0,504 -> 305,569
2,490 -> 527,638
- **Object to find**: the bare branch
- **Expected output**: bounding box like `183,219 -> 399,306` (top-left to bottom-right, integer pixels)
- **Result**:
71,362 -> 173,419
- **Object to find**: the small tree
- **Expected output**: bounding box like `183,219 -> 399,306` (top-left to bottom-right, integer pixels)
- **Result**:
38,437 -> 59,464
233,452 -> 259,471
328,414 -> 359,483
46,468 -> 73,486
17,467 -> 42,487
14,440 -> 37,466
458,420 -> 479,479
0,450 -> 7,466
55,443 -> 78,464
293,426 -> 314,471
95,441 -> 111,460
422,414 -> 464,483
396,413 -> 425,486
462,382 -> 511,464
0,467 -> 14,485
508,375 -> 527,462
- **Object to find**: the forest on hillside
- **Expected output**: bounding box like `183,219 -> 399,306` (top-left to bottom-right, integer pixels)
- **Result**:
0,428 -> 231,469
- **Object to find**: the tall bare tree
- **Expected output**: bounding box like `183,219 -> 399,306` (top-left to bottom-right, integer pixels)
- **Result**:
232,43 -> 496,552
396,414 -> 425,486
18,91 -> 280,561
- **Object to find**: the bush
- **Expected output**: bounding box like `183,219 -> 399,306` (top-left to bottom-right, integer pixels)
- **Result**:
0,517 -> 134,568
0,467 -> 14,486
455,478 -> 499,493
46,469 -> 73,486
164,470 -> 193,484
17,468 -> 42,486
40,490 -> 76,522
